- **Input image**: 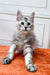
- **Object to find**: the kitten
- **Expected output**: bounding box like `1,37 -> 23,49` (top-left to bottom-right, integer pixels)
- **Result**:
1,11 -> 38,72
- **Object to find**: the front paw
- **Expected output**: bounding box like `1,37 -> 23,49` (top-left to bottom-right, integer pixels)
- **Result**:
26,63 -> 37,72
1,57 -> 11,64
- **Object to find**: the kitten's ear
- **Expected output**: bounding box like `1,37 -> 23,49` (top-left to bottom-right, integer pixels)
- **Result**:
30,12 -> 35,22
17,11 -> 23,21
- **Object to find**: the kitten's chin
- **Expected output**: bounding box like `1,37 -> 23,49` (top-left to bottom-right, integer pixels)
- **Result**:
19,30 -> 29,35
18,28 -> 32,35
21,31 -> 28,35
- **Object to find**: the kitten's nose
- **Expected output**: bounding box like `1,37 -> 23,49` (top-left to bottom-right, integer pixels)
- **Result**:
25,27 -> 27,30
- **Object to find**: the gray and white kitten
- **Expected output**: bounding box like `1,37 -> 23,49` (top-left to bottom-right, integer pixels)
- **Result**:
1,11 -> 38,72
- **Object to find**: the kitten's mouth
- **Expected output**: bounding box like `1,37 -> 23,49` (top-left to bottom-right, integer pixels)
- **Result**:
23,30 -> 27,31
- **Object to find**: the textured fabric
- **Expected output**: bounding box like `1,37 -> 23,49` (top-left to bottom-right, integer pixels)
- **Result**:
0,45 -> 50,75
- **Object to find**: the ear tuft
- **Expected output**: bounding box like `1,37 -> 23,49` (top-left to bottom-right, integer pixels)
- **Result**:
30,12 -> 35,22
17,11 -> 23,21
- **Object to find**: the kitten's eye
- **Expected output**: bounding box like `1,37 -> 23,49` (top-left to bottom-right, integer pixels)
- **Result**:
21,22 -> 24,25
28,22 -> 30,25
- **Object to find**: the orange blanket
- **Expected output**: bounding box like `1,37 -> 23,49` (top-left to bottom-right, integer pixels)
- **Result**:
0,45 -> 50,75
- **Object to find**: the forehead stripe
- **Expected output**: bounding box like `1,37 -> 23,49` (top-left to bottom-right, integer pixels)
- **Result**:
24,17 -> 28,22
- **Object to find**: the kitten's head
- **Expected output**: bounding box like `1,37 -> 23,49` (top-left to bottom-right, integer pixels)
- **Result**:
16,11 -> 35,35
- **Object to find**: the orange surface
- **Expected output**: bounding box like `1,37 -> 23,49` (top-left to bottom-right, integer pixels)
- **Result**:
0,45 -> 50,75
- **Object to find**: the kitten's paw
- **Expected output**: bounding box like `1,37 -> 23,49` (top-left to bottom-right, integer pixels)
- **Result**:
1,57 -> 11,64
26,63 -> 37,72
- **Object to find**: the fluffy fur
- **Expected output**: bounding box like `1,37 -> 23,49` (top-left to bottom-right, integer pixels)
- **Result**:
1,11 -> 38,72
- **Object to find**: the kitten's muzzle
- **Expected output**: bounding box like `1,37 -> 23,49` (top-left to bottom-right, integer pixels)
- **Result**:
25,27 -> 27,31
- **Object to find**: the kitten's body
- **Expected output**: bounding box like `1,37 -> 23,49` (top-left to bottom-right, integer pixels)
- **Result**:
12,29 -> 37,51
1,11 -> 38,72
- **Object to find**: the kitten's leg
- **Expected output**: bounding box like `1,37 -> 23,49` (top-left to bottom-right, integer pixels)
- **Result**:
32,40 -> 38,51
1,44 -> 16,64
23,45 -> 37,72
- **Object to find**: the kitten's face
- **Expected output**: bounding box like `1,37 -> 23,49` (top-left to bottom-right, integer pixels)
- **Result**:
16,11 -> 35,34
